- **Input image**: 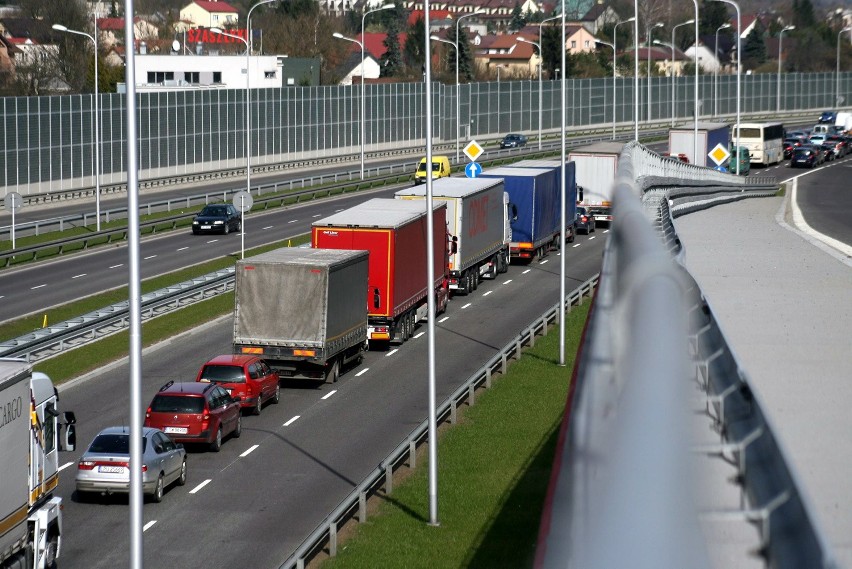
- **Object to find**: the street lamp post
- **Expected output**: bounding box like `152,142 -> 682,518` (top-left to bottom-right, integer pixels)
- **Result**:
613,18 -> 635,138
454,11 -> 484,157
837,27 -> 852,107
53,21 -> 101,231
714,23 -> 730,117
647,22 -> 663,122
690,0 -> 699,163
517,37 -> 543,150
595,39 -> 617,139
713,0 -> 741,174
247,0 -> 275,56
666,19 -> 695,127
210,26 -> 250,258
777,25 -> 795,112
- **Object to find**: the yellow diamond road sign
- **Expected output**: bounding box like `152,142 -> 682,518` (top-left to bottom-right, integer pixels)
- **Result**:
709,143 -> 730,167
463,140 -> 484,162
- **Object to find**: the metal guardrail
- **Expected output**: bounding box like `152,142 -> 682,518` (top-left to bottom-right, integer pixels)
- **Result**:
278,275 -> 598,569
0,268 -> 234,360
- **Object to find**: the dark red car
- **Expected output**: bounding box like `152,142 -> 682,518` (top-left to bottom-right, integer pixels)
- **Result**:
196,355 -> 280,416
144,381 -> 241,452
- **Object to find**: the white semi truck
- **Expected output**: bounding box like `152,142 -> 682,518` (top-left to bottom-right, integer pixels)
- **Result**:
1,359 -> 76,569
568,142 -> 623,226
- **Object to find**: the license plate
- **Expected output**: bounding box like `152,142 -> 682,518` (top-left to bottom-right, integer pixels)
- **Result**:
165,427 -> 188,434
98,465 -> 125,474
201,225 -> 211,229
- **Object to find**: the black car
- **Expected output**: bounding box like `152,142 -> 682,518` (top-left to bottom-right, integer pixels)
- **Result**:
500,133 -> 527,149
191,204 -> 242,235
575,206 -> 596,235
790,145 -> 822,168
818,110 -> 837,124
783,137 -> 806,159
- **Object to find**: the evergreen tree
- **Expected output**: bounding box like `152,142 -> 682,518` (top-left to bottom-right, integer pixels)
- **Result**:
742,28 -> 766,69
509,2 -> 525,32
276,0 -> 317,19
541,25 -> 561,79
699,1 -> 729,36
457,26 -> 475,82
791,0 -> 815,29
380,16 -> 403,77
404,16 -> 426,76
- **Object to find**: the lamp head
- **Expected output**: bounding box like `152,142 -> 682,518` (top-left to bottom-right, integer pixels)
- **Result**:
333,32 -> 344,39
429,35 -> 441,41
685,19 -> 696,25
720,24 -> 731,30
381,3 -> 395,8
783,25 -> 795,32
210,27 -> 223,34
52,24 -> 68,31
654,22 -> 664,29
625,17 -> 636,23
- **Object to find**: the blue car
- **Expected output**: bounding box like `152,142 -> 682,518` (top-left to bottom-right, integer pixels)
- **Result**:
818,110 -> 837,124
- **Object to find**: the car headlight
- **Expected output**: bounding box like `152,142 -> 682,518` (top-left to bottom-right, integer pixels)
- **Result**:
214,220 -> 224,225
192,221 -> 199,225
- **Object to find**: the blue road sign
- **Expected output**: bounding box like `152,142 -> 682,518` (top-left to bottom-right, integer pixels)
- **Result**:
465,162 -> 482,178
714,165 -> 728,173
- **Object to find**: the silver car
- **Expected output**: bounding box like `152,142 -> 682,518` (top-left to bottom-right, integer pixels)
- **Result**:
75,426 -> 187,503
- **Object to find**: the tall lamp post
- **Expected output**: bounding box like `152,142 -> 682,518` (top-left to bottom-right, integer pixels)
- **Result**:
595,39 -> 617,139
690,0 -> 699,162
713,0 -> 741,174
247,0 -> 276,55
647,22 -> 664,122
613,18 -> 635,138
534,14 -> 561,149
714,23 -> 730,117
665,18 -> 694,127
53,21 -> 101,231
333,32 -> 367,179
517,37 -> 543,149
837,27 -> 852,107
210,27 -> 251,258
776,25 -> 795,112
454,11 -> 484,156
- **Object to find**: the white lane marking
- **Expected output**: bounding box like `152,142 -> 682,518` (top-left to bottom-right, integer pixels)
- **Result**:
413,331 -> 425,338
206,239 -> 219,244
176,246 -> 189,252
503,279 -> 513,285
322,390 -> 337,400
540,259 -> 549,264
312,214 -> 322,218
789,177 -> 852,259
335,209 -> 344,212
143,255 -> 156,260
109,263 -> 123,268
31,284 -> 46,290
461,303 -> 472,309
588,236 -> 596,240
189,479 -> 211,494
522,269 -> 531,274
288,220 -> 298,223
240,445 -> 259,458
143,521 -> 157,532
0,296 -> 4,299
58,462 -> 73,472
284,416 -> 300,426
439,316 -> 450,323
386,349 -> 399,357
604,229 -> 610,233
483,291 -> 493,296
355,368 -> 369,377
72,273 -> 86,279
572,243 -> 581,248
262,226 -> 274,230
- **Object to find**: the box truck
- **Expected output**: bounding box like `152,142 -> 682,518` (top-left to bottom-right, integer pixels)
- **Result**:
312,198 -> 449,345
233,248 -> 369,383
668,121 -> 730,167
1,359 -> 76,569
508,159 -> 578,252
395,177 -> 511,295
568,142 -> 623,225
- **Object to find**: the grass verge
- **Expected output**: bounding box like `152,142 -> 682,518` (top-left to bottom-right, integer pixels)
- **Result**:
320,299 -> 590,569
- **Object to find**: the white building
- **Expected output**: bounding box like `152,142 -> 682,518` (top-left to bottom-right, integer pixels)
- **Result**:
126,54 -> 283,91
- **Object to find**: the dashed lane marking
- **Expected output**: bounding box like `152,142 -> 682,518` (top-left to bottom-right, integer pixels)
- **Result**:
522,269 -> 531,274
72,274 -> 86,279
31,284 -> 46,290
176,247 -> 189,252
322,390 -> 337,400
355,368 -> 369,377
284,416 -> 300,426
439,316 -> 450,323
240,445 -> 259,458
109,264 -> 123,269
144,255 -> 156,260
288,220 -> 298,223
263,226 -> 274,230
386,349 -> 399,357
540,259 -> 549,264
462,303 -> 472,309
572,243 -> 581,248
414,332 -> 425,338
143,521 -> 157,532
58,462 -> 73,472
483,291 -> 493,296
189,480 -> 211,494
588,236 -> 596,240
502,279 -> 513,285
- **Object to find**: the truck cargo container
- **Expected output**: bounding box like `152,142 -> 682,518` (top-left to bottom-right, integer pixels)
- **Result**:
1,359 -> 76,569
568,142 -> 623,225
477,167 -> 561,260
312,198 -> 449,345
233,248 -> 369,383
395,177 -> 511,295
508,159 -> 578,250
668,122 -> 730,167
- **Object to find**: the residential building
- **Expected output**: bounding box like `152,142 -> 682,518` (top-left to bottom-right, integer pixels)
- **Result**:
335,52 -> 381,85
97,17 -> 159,50
578,2 -> 619,35
177,0 -> 240,31
474,32 -> 539,79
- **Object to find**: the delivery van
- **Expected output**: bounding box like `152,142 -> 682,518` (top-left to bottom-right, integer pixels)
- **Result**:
414,155 -> 451,185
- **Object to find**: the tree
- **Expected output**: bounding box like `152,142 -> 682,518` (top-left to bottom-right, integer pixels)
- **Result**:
404,16 -> 426,75
541,25 -> 561,79
509,2 -> 525,32
699,1 -> 730,36
276,0 -> 318,19
380,16 -> 403,77
791,0 -> 815,30
742,28 -> 766,69
456,25 -> 475,82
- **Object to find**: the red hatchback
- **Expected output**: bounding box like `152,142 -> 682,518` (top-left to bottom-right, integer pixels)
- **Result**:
196,355 -> 280,416
144,381 -> 241,452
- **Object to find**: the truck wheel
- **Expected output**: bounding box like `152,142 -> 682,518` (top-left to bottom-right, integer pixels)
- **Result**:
400,315 -> 410,342
45,528 -> 59,569
325,360 -> 339,384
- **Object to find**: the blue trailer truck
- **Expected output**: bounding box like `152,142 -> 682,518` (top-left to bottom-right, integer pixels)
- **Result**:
479,164 -> 573,261
509,159 -> 577,245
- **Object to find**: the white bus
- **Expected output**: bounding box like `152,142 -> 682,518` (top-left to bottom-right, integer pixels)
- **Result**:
732,122 -> 785,166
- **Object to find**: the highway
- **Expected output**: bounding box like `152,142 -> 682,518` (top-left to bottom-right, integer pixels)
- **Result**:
52,227 -> 607,567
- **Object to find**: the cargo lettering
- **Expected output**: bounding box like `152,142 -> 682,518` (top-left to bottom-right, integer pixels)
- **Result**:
468,195 -> 489,237
0,396 -> 23,430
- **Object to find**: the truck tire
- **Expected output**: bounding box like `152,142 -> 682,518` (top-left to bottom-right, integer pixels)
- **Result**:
325,360 -> 339,384
400,314 -> 410,342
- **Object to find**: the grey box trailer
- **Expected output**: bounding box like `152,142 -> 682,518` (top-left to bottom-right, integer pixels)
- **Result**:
233,248 -> 369,383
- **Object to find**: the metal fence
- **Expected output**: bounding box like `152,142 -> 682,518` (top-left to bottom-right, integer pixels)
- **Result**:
2,71 -> 850,196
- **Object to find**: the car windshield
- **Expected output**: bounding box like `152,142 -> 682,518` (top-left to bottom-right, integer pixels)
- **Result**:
150,394 -> 205,413
199,365 -> 246,384
201,206 -> 227,216
88,434 -> 146,454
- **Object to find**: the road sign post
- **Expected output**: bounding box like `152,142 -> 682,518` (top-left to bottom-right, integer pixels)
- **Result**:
4,191 -> 22,250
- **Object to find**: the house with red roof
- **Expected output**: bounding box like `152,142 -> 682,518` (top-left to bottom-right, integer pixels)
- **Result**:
96,17 -> 159,50
357,32 -> 410,60
473,32 -> 539,80
178,0 -> 239,30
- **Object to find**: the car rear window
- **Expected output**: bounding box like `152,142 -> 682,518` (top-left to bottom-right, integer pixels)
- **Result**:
150,394 -> 205,413
88,434 -> 146,454
199,365 -> 246,384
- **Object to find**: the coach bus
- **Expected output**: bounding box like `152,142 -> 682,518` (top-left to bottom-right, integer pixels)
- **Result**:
732,122 -> 785,166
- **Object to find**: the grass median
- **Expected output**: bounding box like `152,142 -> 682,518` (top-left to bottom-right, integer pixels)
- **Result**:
320,298 -> 590,569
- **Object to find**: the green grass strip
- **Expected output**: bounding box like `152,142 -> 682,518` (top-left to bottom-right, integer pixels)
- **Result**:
321,299 -> 590,569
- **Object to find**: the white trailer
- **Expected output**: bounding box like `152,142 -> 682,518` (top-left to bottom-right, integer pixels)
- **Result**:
1,359 -> 76,569
568,142 -> 623,225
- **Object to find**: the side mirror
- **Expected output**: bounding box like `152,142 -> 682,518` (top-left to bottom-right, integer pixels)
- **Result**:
176,443 -> 184,450
510,204 -> 518,222
373,287 -> 381,309
451,236 -> 458,254
63,424 -> 77,452
231,396 -> 242,403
